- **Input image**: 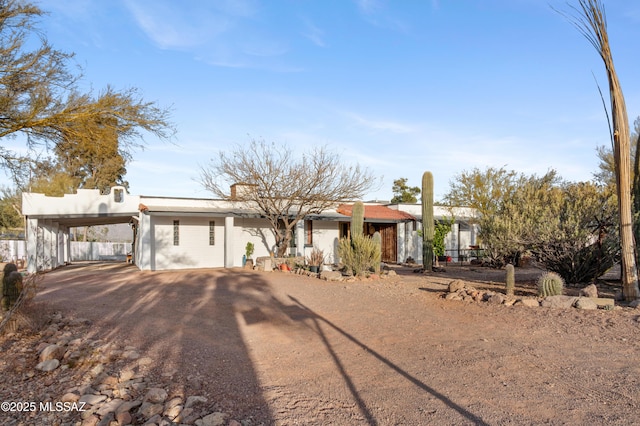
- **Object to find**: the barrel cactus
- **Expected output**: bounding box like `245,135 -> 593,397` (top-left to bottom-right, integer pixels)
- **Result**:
505,263 -> 515,296
537,271 -> 564,297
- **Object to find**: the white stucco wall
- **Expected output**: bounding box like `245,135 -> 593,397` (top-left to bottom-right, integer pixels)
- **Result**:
305,220 -> 340,264
23,187 -> 140,218
149,216 -> 226,270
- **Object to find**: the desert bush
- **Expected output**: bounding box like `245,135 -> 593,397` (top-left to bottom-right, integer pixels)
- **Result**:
532,182 -> 619,283
338,234 -> 381,277
1,272 -> 44,335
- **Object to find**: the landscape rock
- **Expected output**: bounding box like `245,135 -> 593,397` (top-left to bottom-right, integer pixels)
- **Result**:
116,410 -> 132,425
320,270 -> 343,281
96,398 -> 124,416
79,393 -> 108,406
574,297 -> 599,310
39,344 -> 66,362
61,392 -> 80,402
138,401 -> 164,418
448,279 -> 466,293
629,299 -> 640,309
487,293 -> 505,305
517,298 -> 540,307
35,358 -> 60,372
185,395 -> 208,408
579,284 -> 599,298
541,295 -> 579,309
144,387 -> 168,404
199,411 -> 228,426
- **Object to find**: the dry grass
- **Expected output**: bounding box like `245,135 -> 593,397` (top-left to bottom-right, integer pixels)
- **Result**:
0,273 -> 50,335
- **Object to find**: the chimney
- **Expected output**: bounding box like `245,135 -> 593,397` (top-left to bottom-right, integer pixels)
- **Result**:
230,183 -> 256,200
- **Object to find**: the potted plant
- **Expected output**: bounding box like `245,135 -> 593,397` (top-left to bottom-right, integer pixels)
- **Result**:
244,242 -> 255,269
306,248 -> 324,273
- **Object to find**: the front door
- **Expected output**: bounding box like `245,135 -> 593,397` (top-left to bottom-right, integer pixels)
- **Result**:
378,224 -> 397,263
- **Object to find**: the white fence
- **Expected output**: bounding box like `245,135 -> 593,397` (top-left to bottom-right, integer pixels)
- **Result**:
0,239 -> 26,262
70,242 -> 131,261
1,240 -> 131,262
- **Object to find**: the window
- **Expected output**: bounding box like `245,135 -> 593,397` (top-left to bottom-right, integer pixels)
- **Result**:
173,220 -> 179,246
113,188 -> 124,203
209,221 -> 215,245
304,220 -> 313,246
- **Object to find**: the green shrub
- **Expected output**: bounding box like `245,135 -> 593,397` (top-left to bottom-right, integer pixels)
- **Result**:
338,234 -> 381,277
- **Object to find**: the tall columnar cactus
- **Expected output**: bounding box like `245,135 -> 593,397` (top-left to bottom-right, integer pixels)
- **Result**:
537,271 -> 564,297
422,171 -> 434,271
505,264 -> 515,296
351,201 -> 364,238
372,231 -> 382,274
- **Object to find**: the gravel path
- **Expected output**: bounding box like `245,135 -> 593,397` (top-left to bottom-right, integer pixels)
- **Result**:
27,262 -> 640,425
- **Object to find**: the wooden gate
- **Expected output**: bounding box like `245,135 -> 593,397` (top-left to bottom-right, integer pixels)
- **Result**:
379,224 -> 397,263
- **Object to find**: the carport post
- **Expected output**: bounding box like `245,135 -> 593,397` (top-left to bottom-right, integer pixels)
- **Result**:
224,216 -> 234,268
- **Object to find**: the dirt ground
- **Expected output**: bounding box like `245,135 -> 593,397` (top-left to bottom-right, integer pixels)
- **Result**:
5,262 -> 640,425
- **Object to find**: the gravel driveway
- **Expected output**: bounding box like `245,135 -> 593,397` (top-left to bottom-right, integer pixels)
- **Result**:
35,262 -> 640,425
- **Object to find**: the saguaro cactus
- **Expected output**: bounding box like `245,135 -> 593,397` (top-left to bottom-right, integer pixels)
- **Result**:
372,231 -> 382,274
505,263 -> 515,296
351,201 -> 364,237
422,171 -> 434,272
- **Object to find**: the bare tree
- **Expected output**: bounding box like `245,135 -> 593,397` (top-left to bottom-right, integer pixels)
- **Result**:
561,0 -> 639,299
199,140 -> 379,256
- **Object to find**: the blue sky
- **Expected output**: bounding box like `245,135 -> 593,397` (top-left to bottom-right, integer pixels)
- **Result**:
10,0 -> 640,201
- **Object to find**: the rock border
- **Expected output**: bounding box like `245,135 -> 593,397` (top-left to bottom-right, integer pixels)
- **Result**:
1,312 -> 248,426
444,279 -> 617,310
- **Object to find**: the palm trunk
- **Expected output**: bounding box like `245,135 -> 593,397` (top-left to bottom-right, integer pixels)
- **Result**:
573,0 -> 640,300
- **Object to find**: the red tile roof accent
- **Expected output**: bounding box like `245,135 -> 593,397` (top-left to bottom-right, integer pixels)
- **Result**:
336,204 -> 416,221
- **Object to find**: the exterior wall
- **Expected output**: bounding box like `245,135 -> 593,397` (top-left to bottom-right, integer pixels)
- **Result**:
234,217 -> 277,266
23,187 -> 140,218
307,220 -> 340,264
149,216 -> 226,270
22,190 -> 481,271
139,216 -> 341,270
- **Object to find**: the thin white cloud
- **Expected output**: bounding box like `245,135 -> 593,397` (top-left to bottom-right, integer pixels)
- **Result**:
346,112 -> 415,134
353,0 -> 409,32
122,0 -> 297,71
355,0 -> 382,16
123,1 -> 231,50
302,19 -> 326,47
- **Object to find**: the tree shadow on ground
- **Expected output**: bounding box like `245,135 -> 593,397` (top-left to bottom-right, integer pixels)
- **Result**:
285,295 -> 490,426
37,263 -> 277,423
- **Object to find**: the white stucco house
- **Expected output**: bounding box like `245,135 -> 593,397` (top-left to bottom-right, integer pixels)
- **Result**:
21,186 -> 479,273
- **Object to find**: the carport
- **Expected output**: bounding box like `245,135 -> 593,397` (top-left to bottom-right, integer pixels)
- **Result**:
21,186 -> 140,273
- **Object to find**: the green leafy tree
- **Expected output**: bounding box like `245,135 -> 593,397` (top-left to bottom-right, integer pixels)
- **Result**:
442,166 -> 522,220
390,178 -> 420,203
0,186 -> 22,231
0,1 -> 174,187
